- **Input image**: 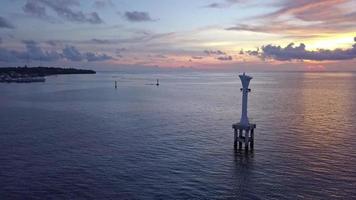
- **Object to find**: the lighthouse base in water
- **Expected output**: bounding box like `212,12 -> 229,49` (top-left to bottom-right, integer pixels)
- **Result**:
232,123 -> 256,151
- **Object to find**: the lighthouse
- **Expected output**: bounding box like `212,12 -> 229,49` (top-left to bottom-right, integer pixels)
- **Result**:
232,73 -> 256,151
239,73 -> 252,127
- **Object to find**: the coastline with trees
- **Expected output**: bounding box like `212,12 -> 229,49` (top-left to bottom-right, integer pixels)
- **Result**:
0,66 -> 96,83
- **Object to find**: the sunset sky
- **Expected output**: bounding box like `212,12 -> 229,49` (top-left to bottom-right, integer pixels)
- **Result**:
0,0 -> 355,71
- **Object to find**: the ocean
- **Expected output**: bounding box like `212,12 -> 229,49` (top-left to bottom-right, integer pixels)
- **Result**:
1,72 -> 355,199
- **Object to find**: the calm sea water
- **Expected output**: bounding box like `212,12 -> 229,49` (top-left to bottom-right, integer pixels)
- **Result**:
1,72 -> 356,199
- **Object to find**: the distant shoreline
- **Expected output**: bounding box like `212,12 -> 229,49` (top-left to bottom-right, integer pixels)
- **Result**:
0,66 -> 96,76
0,66 -> 96,83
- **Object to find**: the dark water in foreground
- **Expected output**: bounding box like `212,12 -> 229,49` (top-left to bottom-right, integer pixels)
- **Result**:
1,72 -> 356,199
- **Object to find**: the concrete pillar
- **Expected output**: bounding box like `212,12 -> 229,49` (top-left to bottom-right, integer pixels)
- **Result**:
234,128 -> 237,149
238,129 -> 242,150
244,129 -> 249,151
250,128 -> 254,150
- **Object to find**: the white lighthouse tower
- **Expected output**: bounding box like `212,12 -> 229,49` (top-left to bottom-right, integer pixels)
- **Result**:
232,73 -> 256,151
239,73 -> 252,127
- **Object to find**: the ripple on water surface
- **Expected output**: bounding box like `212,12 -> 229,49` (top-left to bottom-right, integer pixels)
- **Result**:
0,72 -> 355,199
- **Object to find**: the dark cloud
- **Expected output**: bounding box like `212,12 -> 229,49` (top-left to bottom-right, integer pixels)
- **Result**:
205,0 -> 245,8
0,48 -> 19,62
147,54 -> 167,59
86,12 -> 102,24
94,0 -> 114,8
0,40 -> 61,62
0,37 -> 2,44
124,11 -> 154,22
7,34 -> 15,39
62,45 -> 112,62
0,16 -> 15,29
91,38 -> 112,44
258,41 -> 356,61
191,56 -> 203,59
116,48 -> 127,52
94,32 -> 174,44
85,52 -> 112,62
23,0 -> 103,24
156,54 -> 167,58
246,48 -> 259,57
22,40 -> 61,61
203,49 -> 233,61
45,40 -> 59,46
22,40 -> 37,45
115,48 -> 126,57
205,3 -> 222,8
226,24 -> 266,32
217,55 -> 233,61
39,31 -> 174,47
0,42 -> 112,63
62,45 -> 83,61
204,50 -> 226,55
23,0 -> 47,18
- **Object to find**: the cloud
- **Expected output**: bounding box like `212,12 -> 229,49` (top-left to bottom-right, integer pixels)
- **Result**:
62,45 -> 112,62
22,40 -> 62,61
245,48 -> 259,57
93,0 -> 114,8
23,0 -> 103,24
0,40 -> 61,62
217,55 -> 233,61
0,49 -> 19,62
115,48 -> 126,57
203,49 -> 233,61
225,0 -> 356,38
124,11 -> 154,22
23,0 -> 47,18
45,40 -> 58,46
91,38 -> 112,44
116,48 -> 127,52
204,50 -> 226,55
0,42 -> 112,63
0,16 -> 15,29
62,45 -> 83,61
205,0 -> 245,8
258,40 -> 356,61
149,54 -> 167,59
205,3 -> 223,8
226,24 -> 268,32
0,37 -> 2,44
85,52 -> 112,62
38,31 -> 175,47
265,0 -> 352,23
191,56 -> 203,59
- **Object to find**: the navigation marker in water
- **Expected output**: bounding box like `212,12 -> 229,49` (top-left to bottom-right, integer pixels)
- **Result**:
232,73 -> 256,152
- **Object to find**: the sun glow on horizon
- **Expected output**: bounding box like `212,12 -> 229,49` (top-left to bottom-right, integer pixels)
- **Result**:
305,34 -> 355,50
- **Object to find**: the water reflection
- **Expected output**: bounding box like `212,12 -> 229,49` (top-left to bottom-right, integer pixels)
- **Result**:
231,150 -> 256,199
1,72 -> 356,199
300,72 -> 353,146
233,149 -> 255,166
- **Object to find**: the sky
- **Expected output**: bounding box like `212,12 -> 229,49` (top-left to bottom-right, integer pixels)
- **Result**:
0,0 -> 356,71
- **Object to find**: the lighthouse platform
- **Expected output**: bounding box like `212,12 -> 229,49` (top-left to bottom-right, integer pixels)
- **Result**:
232,123 -> 256,151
